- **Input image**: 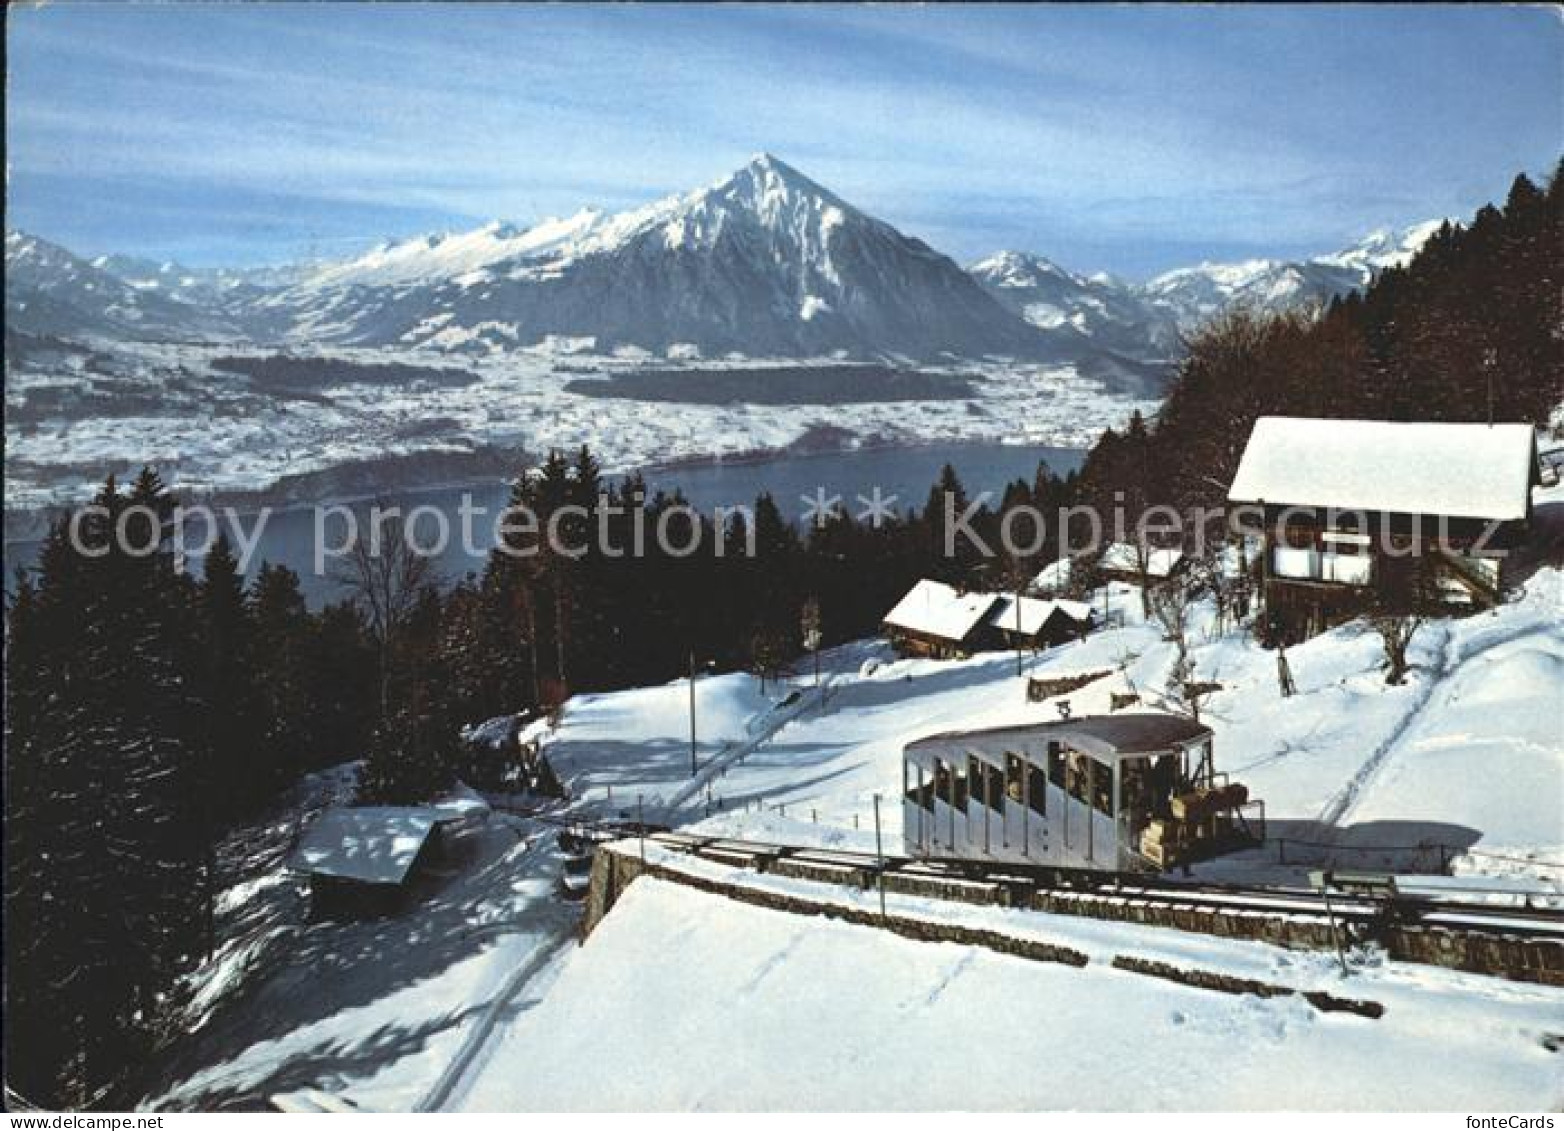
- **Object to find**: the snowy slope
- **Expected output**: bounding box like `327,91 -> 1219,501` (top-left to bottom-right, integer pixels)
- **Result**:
147,564 -> 1564,1111
503,559 -> 1563,882
455,876 -> 1563,1111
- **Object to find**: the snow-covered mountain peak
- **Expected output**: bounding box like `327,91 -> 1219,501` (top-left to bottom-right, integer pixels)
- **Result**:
636,153 -> 863,249
711,152 -> 845,208
1314,218 -> 1446,275
968,250 -> 1081,289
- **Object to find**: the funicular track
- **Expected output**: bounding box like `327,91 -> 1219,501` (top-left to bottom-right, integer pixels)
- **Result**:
635,829 -> 1562,937
543,814 -> 1564,985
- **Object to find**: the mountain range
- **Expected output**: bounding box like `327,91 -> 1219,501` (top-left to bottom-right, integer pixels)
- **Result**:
968,219 -> 1443,360
4,155 -> 1441,366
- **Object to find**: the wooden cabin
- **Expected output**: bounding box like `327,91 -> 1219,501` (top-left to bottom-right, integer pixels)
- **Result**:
1227,417 -> 1539,637
902,713 -> 1262,872
986,593 -> 1094,650
292,790 -> 490,917
294,807 -> 443,917
882,579 -> 1002,658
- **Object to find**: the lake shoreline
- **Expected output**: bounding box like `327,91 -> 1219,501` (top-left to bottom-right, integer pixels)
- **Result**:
5,435 -> 1083,537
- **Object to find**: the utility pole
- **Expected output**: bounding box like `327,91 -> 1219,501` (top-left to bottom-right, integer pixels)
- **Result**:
1484,346 -> 1497,427
688,649 -> 698,777
873,793 -> 888,921
1015,582 -> 1025,678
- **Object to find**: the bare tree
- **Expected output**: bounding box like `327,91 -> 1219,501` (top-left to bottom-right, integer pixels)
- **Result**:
1367,550 -> 1441,686
331,506 -> 439,718
1149,581 -> 1218,720
1370,614 -> 1424,686
1149,579 -> 1193,667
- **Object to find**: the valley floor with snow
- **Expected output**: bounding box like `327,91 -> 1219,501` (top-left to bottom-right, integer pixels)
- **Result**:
4,339 -> 1153,512
144,556 -> 1564,1112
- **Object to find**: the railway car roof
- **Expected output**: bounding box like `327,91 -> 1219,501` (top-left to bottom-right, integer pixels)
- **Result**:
905,713 -> 1212,762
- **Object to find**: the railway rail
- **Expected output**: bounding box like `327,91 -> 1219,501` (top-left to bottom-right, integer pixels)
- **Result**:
545,815 -> 1564,945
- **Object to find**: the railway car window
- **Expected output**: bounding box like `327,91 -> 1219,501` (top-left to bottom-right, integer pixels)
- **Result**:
1066,751 -> 1089,804
1092,758 -> 1113,816
1048,741 -> 1066,789
1149,754 -> 1178,814
1120,759 -> 1148,822
952,764 -> 969,809
968,756 -> 1000,810
984,760 -> 1004,810
1027,762 -> 1047,816
1005,753 -> 1023,804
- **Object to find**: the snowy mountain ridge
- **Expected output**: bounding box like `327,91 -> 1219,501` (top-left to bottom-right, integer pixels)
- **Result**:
9,159 -> 1446,362
256,153 -> 1056,359
970,219 -> 1446,352
5,230 -> 239,340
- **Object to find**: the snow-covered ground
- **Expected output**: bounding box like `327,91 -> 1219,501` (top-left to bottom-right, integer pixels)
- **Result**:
147,562 -> 1564,1111
454,876 -> 1563,1111
4,339 -> 1152,510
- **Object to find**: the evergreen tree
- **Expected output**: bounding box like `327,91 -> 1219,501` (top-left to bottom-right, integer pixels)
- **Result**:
199,535 -> 266,817
4,472 -> 214,1107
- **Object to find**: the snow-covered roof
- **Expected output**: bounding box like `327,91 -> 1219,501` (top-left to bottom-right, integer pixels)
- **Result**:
1227,416 -> 1537,522
1049,598 -> 1094,623
1031,556 -> 1076,591
294,807 -> 439,886
1099,542 -> 1183,578
882,580 -> 1001,643
986,594 -> 1092,636
431,782 -> 492,821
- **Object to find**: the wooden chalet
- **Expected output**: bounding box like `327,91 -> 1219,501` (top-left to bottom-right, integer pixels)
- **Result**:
986,593 -> 1094,650
1227,416 -> 1540,637
882,579 -> 1001,658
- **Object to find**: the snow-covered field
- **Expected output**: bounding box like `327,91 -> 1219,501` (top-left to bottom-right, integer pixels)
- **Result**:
454,876 -> 1563,1111
147,564 -> 1564,1112
4,339 -> 1152,510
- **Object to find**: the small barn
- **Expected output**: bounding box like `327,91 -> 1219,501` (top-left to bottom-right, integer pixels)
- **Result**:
986,593 -> 1094,650
293,790 -> 491,917
1227,416 -> 1539,635
295,807 -> 442,916
882,579 -> 1001,658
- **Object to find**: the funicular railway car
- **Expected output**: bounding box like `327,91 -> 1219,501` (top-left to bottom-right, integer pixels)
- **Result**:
902,713 -> 1263,872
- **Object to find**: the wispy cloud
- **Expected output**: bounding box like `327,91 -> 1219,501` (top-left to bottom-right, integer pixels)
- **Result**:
7,3 -> 1559,276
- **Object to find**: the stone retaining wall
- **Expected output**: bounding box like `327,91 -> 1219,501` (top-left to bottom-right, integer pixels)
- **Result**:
584,843 -> 1563,986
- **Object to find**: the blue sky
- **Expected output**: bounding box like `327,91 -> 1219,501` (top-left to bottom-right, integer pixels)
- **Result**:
7,3 -> 1560,278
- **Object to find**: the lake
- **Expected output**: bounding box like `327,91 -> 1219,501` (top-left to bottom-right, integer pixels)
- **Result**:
4,442 -> 1083,605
